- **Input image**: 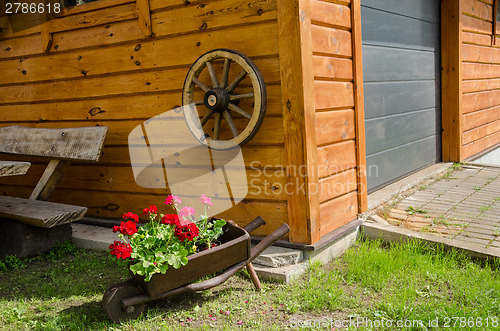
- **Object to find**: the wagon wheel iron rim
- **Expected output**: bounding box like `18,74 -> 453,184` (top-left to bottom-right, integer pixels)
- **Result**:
182,49 -> 267,150
102,281 -> 146,323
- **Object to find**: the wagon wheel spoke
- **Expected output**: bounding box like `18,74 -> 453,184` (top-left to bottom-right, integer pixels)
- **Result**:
206,61 -> 220,88
182,49 -> 267,150
229,93 -> 254,101
213,112 -> 223,140
226,70 -> 247,93
221,58 -> 231,88
193,77 -> 210,92
200,109 -> 214,127
228,103 -> 252,120
223,110 -> 239,138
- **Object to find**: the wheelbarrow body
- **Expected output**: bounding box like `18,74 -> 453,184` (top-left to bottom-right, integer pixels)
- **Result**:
102,216 -> 289,323
132,221 -> 250,297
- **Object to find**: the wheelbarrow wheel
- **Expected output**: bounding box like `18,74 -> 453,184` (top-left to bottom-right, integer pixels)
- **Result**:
102,281 -> 146,323
182,48 -> 267,150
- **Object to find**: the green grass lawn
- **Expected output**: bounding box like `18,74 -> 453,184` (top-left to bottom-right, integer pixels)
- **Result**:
1,239 -> 500,330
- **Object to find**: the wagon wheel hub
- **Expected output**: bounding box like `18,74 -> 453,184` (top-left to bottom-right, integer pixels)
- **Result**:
182,48 -> 267,150
203,87 -> 229,112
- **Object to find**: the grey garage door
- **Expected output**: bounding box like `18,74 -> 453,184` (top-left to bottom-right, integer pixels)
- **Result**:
362,0 -> 441,191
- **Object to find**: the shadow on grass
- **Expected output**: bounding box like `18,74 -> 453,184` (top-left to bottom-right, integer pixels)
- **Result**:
57,300 -> 110,328
0,249 -> 129,301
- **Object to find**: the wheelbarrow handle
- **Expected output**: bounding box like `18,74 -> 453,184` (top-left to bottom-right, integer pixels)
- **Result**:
243,216 -> 266,234
250,223 -> 290,261
189,223 -> 289,292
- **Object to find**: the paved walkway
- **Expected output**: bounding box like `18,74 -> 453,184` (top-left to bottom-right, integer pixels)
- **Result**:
383,165 -> 500,249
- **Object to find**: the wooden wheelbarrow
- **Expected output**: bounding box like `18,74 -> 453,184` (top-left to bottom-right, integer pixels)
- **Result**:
102,217 -> 290,323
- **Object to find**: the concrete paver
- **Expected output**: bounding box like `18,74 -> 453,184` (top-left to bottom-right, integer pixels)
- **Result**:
379,165 -> 500,252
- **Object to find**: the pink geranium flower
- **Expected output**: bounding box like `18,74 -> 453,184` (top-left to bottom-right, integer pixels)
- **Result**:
179,206 -> 196,218
199,194 -> 213,206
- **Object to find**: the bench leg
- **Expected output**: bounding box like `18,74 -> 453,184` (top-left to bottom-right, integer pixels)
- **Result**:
0,219 -> 72,259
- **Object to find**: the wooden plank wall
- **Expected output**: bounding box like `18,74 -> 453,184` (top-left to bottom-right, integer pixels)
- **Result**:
0,0 -> 287,237
309,0 -> 360,237
461,0 -> 500,159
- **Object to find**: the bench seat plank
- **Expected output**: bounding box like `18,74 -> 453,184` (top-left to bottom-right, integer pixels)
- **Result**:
0,196 -> 87,228
0,126 -> 108,161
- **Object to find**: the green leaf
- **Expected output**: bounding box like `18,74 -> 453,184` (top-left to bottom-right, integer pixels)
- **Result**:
129,262 -> 145,276
159,263 -> 169,274
181,256 -> 188,266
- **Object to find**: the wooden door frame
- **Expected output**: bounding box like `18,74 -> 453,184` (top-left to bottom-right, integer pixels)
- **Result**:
441,0 -> 463,162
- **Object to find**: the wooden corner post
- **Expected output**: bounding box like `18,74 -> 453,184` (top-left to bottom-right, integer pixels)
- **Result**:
441,0 -> 463,162
277,0 -> 320,244
351,0 -> 368,213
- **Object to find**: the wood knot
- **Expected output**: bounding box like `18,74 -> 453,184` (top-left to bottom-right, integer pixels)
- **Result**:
104,204 -> 119,211
89,107 -> 105,116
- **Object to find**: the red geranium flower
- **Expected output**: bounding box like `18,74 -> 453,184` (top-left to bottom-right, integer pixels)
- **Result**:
164,195 -> 182,205
122,212 -> 139,222
109,241 -> 132,259
143,205 -> 158,215
174,222 -> 200,242
113,220 -> 138,236
161,214 -> 180,227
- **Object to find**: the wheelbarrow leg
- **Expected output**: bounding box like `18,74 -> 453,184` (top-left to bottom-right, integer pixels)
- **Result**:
243,218 -> 290,290
246,263 -> 262,290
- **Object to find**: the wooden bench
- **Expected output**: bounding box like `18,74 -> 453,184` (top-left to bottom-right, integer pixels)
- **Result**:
0,125 -> 108,258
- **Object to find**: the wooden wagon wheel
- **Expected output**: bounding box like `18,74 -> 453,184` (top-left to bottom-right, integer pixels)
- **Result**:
182,49 -> 267,150
102,281 -> 146,323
